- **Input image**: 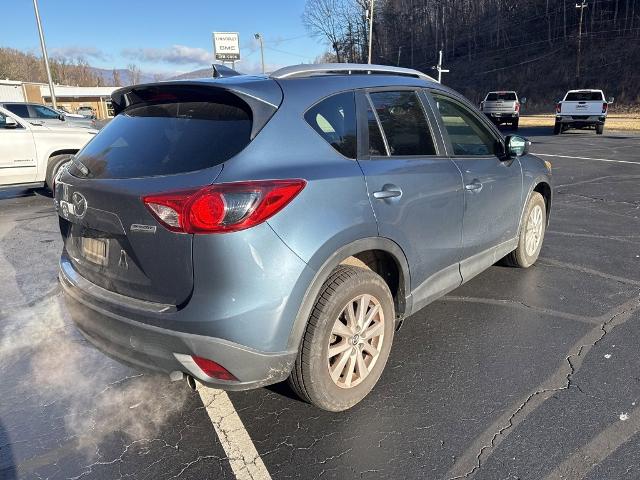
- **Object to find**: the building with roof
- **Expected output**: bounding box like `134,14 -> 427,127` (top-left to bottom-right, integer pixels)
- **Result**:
0,79 -> 117,119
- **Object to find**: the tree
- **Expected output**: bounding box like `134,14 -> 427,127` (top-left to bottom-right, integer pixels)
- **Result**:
127,63 -> 141,85
112,69 -> 122,87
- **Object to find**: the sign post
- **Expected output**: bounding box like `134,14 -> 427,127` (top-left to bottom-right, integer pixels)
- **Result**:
213,32 -> 240,68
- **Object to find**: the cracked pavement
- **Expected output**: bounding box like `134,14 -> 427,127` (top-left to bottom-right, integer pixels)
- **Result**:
1,127 -> 639,479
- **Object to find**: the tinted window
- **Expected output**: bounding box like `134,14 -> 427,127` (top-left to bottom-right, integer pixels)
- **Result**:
4,104 -> 30,118
70,90 -> 252,179
486,92 -> 517,101
565,91 -> 604,101
434,95 -> 497,156
304,92 -> 356,158
367,104 -> 387,156
369,91 -> 436,156
32,105 -> 61,119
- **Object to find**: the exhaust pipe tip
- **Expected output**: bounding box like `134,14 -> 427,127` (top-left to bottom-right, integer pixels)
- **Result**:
186,374 -> 197,391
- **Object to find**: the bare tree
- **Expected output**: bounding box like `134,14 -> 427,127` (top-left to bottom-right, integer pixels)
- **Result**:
112,69 -> 122,87
127,63 -> 141,85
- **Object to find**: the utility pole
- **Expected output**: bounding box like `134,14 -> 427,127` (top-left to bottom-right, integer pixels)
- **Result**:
396,46 -> 403,66
576,1 -> 588,83
254,33 -> 265,74
367,0 -> 375,64
32,0 -> 56,108
433,49 -> 449,84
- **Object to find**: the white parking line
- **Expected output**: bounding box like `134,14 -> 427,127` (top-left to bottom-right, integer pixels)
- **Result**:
198,386 -> 272,480
535,153 -> 640,165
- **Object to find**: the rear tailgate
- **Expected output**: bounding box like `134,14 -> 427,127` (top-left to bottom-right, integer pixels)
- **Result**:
483,100 -> 517,114
55,81 -> 280,306
560,101 -> 603,116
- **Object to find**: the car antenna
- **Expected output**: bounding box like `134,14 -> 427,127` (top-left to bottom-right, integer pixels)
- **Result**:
212,64 -> 242,78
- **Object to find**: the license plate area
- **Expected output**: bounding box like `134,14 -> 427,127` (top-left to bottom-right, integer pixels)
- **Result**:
82,237 -> 109,266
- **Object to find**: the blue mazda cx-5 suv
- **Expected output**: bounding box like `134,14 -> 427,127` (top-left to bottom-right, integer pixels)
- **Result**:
55,63 -> 552,411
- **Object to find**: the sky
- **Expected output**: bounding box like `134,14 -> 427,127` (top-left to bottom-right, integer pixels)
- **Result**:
4,0 -> 328,76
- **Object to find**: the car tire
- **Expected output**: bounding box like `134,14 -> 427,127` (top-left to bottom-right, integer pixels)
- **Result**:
289,265 -> 395,412
553,122 -> 561,135
505,192 -> 546,268
45,154 -> 74,190
596,124 -> 604,135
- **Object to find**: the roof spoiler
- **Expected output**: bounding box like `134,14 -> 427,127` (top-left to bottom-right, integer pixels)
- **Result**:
110,80 -> 282,140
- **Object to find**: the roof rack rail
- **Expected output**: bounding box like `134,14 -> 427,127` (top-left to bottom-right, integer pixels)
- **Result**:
270,63 -> 436,82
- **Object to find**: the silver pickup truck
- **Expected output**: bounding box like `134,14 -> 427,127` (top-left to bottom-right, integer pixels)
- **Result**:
554,89 -> 613,135
479,91 -> 524,129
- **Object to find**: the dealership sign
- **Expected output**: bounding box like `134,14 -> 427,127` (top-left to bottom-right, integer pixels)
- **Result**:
213,32 -> 240,61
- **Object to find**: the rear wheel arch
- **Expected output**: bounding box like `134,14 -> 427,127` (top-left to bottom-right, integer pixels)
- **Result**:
286,237 -> 411,353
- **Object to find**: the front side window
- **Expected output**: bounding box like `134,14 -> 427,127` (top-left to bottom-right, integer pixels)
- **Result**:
433,94 -> 497,156
368,91 -> 436,156
304,92 -> 357,159
4,104 -> 30,118
32,105 -> 61,119
367,104 -> 387,156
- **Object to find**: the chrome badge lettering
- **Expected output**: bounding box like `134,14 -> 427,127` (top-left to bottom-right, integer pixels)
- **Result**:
130,224 -> 157,234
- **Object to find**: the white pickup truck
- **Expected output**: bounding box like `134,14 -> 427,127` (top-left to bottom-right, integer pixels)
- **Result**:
479,91 -> 524,129
554,89 -> 613,135
0,106 -> 97,190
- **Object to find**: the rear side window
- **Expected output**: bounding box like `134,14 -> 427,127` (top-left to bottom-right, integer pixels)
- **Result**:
70,89 -> 252,179
4,104 -> 30,118
486,92 -> 517,101
304,92 -> 356,158
368,91 -> 436,156
565,91 -> 604,101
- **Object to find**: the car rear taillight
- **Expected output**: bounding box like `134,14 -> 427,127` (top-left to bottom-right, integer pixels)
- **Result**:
602,102 -> 608,113
143,179 -> 306,234
556,103 -> 562,114
515,102 -> 520,113
191,355 -> 237,381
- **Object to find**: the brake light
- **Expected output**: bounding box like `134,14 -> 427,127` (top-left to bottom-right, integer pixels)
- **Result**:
556,103 -> 562,114
515,102 -> 520,113
191,355 -> 237,381
143,179 -> 306,234
602,102 -> 608,113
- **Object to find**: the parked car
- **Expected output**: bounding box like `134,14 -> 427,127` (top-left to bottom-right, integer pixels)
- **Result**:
76,106 -> 96,119
55,105 -> 87,119
0,102 -> 96,129
0,106 -> 97,189
554,89 -> 613,135
55,64 -> 552,411
479,91 -> 523,129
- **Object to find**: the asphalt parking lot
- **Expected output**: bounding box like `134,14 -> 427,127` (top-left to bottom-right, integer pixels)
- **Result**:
1,126 -> 639,479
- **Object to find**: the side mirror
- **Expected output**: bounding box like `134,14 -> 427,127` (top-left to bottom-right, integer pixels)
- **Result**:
520,97 -> 527,104
3,117 -> 19,129
504,135 -> 530,158
607,97 -> 615,104
59,114 -> 66,121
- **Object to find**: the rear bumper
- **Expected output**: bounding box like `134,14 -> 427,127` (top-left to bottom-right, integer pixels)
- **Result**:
556,115 -> 605,125
483,112 -> 519,122
60,258 -> 297,390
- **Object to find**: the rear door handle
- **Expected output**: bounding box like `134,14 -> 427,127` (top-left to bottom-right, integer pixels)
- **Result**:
373,188 -> 402,199
465,180 -> 483,192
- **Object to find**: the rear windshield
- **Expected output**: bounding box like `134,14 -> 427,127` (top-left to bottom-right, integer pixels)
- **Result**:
69,89 -> 252,179
565,91 -> 604,101
486,92 -> 516,101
